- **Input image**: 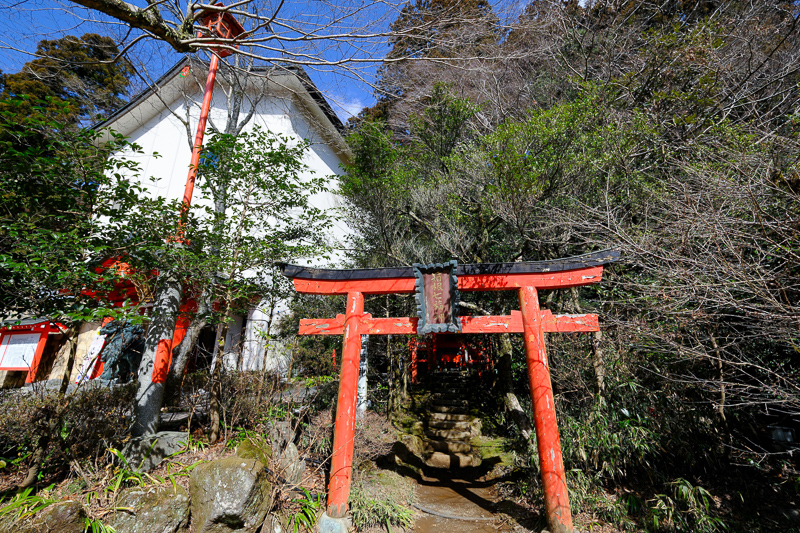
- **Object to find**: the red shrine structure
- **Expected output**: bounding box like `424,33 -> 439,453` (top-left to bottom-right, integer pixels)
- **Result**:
279,249 -> 618,533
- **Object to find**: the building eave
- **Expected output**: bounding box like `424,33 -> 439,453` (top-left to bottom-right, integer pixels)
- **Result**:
93,57 -> 351,162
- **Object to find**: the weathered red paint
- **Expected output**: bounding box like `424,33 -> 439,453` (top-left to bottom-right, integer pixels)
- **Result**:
289,261 -> 610,529
519,286 -> 573,533
198,3 -> 247,58
292,266 -> 604,296
327,291 -> 364,518
299,311 -> 598,336
459,267 -> 603,292
293,277 -> 415,295
152,300 -> 197,384
180,52 -> 220,229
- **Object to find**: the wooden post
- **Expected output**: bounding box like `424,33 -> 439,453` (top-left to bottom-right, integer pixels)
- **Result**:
327,291 -> 364,518
518,286 -> 573,533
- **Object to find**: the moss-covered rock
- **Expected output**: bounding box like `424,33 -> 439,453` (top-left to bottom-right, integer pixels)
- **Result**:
235,437 -> 273,466
189,456 -> 272,532
25,500 -> 86,533
105,484 -> 190,533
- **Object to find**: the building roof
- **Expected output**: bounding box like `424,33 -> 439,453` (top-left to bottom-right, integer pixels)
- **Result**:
95,57 -> 349,157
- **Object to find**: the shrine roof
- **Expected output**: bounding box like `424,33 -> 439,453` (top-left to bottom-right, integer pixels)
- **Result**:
277,249 -> 620,281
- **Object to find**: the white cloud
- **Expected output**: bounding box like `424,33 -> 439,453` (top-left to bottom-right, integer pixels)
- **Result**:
331,97 -> 365,122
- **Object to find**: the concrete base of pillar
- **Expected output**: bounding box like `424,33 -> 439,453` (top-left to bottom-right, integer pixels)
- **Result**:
316,512 -> 351,533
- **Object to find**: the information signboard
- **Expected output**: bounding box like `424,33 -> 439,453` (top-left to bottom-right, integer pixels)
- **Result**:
0,332 -> 44,370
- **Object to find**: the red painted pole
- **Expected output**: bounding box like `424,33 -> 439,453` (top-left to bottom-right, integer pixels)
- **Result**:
181,52 -> 221,227
151,54 -> 221,385
327,291 -> 364,518
518,285 -> 573,533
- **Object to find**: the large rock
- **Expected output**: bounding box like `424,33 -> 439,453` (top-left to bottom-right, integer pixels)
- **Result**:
266,420 -> 293,450
28,500 -> 86,533
121,431 -> 187,472
189,457 -> 272,532
106,484 -> 190,533
236,437 -> 273,467
277,442 -> 306,485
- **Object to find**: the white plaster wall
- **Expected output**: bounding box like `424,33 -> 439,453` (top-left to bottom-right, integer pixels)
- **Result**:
109,78 -> 349,373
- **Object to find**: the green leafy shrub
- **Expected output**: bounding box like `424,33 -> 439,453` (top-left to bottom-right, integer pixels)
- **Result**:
349,484 -> 414,531
647,478 -> 726,533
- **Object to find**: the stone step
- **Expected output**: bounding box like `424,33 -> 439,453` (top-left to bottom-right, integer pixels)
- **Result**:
429,405 -> 469,414
427,439 -> 473,454
428,419 -> 472,430
428,412 -> 471,422
431,398 -> 469,407
425,427 -> 475,440
425,451 -> 481,469
432,392 -> 466,400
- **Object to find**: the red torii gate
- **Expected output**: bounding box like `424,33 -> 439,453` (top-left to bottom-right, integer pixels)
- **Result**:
278,250 -> 619,533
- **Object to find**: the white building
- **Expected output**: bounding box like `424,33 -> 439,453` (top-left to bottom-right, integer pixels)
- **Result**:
93,57 -> 352,375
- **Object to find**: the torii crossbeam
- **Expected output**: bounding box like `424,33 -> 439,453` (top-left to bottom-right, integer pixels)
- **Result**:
278,249 -> 619,533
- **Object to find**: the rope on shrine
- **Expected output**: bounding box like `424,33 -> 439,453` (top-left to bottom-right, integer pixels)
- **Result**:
411,502 -> 495,521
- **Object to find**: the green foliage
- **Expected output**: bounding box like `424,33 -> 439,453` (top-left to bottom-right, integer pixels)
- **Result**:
106,448 -> 158,492
0,33 -> 133,127
409,82 -> 481,172
84,517 -> 117,533
560,397 -> 657,482
0,485 -> 57,519
349,485 -> 414,531
193,126 -> 332,327
647,479 -> 726,533
288,489 -> 323,532
0,101 -> 161,322
342,4 -> 800,529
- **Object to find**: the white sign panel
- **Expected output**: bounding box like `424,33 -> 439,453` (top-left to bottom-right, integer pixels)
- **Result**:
76,333 -> 107,383
0,333 -> 43,369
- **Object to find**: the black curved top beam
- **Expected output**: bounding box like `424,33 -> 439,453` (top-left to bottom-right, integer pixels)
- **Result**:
276,249 -> 620,281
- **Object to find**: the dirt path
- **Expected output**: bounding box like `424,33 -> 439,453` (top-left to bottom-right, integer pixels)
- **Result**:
412,473 -> 513,533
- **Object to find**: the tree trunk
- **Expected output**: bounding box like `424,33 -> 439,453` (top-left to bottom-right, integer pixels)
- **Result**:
17,430 -> 51,490
591,331 -> 606,397
164,314 -> 207,404
208,321 -> 228,444
167,291 -> 210,398
387,334 -> 397,415
58,327 -> 79,396
131,272 -> 181,438
709,333 -> 727,423
401,350 -> 408,402
497,333 -> 533,441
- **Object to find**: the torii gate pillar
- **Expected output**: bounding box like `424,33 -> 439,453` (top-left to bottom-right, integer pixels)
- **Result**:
520,286 -> 571,532
327,291 -> 363,518
278,250 -> 619,533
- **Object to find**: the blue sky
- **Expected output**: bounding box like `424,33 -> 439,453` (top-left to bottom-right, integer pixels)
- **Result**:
0,0 -> 400,121
0,0 -> 526,121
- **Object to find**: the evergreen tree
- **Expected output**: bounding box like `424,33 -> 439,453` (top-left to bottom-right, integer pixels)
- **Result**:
0,34 -> 133,127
